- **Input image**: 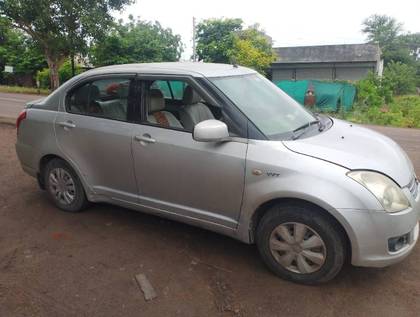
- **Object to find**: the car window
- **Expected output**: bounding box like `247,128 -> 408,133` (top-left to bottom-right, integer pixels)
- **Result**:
144,79 -> 218,131
150,80 -> 187,101
67,78 -> 132,122
150,80 -> 172,99
168,81 -> 187,100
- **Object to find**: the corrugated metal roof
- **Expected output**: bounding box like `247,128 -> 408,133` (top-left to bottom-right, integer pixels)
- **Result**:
273,43 -> 381,64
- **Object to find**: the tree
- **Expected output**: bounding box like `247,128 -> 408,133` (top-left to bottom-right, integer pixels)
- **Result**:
362,14 -> 410,65
397,33 -> 420,87
0,17 -> 46,85
196,18 -> 243,63
398,33 -> 420,60
90,17 -> 183,66
0,0 -> 132,90
383,61 -> 416,95
196,19 -> 276,74
233,24 -> 276,75
362,15 -> 402,48
362,15 -> 420,88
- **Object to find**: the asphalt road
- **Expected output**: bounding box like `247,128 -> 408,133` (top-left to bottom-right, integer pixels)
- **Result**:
1,102 -> 420,316
0,92 -> 41,120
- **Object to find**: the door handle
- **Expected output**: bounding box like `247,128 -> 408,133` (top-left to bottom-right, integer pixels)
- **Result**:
58,121 -> 76,129
134,134 -> 156,144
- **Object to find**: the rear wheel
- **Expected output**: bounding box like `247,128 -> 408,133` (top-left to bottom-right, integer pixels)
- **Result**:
44,158 -> 88,212
256,202 -> 345,284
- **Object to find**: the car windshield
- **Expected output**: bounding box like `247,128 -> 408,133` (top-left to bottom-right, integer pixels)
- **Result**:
210,73 -> 316,139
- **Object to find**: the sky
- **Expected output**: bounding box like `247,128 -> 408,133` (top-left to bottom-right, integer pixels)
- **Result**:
116,0 -> 420,60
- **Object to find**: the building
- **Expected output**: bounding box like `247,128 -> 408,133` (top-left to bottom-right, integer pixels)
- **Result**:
271,43 -> 383,82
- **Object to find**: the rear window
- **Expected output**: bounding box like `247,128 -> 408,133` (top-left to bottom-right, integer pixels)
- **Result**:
66,78 -> 131,121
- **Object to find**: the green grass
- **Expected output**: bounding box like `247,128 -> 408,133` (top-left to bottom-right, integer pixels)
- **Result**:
0,85 -> 50,95
346,95 -> 420,128
317,95 -> 420,129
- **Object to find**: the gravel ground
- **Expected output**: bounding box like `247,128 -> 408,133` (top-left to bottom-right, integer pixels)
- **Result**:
1,123 -> 420,317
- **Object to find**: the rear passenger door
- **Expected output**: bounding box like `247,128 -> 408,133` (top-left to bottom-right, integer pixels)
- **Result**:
55,75 -> 140,202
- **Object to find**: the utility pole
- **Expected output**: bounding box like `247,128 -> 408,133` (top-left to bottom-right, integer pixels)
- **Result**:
192,17 -> 197,62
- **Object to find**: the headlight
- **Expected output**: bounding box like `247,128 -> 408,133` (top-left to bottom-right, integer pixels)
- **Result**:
347,170 -> 410,213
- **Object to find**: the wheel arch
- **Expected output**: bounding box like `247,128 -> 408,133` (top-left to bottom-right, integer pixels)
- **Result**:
38,154 -> 66,189
249,197 -> 352,262
37,154 -> 90,198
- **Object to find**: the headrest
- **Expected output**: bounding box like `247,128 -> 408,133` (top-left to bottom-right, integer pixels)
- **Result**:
182,86 -> 201,105
149,89 -> 165,113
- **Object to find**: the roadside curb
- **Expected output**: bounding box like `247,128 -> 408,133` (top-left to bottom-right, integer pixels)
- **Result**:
0,116 -> 15,126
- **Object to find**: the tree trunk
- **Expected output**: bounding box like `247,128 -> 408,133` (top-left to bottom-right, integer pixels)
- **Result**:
46,56 -> 60,90
71,52 -> 75,77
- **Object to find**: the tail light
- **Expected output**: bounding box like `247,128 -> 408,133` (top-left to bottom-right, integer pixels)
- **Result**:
16,109 -> 27,134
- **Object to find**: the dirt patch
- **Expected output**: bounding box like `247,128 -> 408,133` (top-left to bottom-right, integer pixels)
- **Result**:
1,123 -> 420,316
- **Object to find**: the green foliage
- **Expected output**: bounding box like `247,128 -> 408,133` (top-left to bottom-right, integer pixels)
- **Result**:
0,17 -> 46,84
58,59 -> 84,83
382,61 -> 416,95
355,74 -> 385,108
90,17 -> 183,66
362,15 -> 404,65
394,95 -> 420,127
345,67 -> 420,128
36,59 -> 84,89
355,61 -> 416,110
0,0 -> 133,89
362,15 -> 402,46
36,68 -> 50,89
196,19 -> 275,74
391,33 -> 420,87
232,24 -> 277,75
196,18 -> 243,63
0,85 -> 49,95
362,14 -> 420,84
345,95 -> 420,128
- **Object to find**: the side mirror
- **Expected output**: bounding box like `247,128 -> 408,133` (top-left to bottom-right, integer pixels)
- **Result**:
193,119 -> 230,142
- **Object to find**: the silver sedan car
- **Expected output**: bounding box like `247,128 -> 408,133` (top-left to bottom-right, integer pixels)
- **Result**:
16,62 -> 419,284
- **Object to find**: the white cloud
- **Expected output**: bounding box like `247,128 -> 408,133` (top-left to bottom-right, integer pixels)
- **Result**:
116,0 -> 420,59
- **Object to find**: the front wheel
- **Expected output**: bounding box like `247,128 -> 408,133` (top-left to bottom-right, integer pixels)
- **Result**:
44,158 -> 88,212
256,202 -> 346,284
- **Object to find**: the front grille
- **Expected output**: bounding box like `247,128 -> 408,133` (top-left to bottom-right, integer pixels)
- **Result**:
408,176 -> 419,199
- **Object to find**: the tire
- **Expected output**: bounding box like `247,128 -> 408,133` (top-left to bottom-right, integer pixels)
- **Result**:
256,202 -> 346,285
44,158 -> 89,212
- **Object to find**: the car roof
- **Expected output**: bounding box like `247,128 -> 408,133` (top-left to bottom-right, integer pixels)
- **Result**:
83,62 -> 257,78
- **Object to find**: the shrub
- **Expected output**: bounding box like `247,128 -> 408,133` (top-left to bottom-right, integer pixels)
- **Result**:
343,95 -> 420,128
383,61 -> 417,95
355,73 -> 385,108
36,60 -> 84,89
36,68 -> 50,89
394,95 -> 420,128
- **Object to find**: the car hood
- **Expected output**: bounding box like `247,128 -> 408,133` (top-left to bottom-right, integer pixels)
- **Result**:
283,118 -> 414,186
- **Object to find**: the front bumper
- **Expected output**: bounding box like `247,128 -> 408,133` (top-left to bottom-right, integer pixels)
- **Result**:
339,186 -> 420,268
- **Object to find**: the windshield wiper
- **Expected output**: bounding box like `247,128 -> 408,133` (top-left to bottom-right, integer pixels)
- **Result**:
314,113 -> 326,132
292,120 -> 320,140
